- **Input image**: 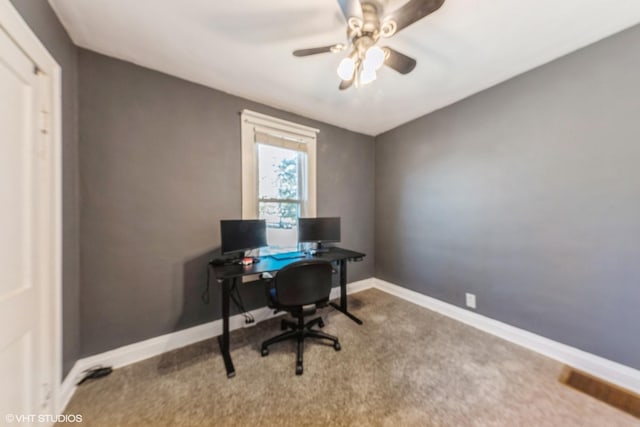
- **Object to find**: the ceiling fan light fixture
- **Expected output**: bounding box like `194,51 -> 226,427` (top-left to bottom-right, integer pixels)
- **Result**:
364,46 -> 385,71
294,0 -> 440,90
337,57 -> 356,80
359,67 -> 376,85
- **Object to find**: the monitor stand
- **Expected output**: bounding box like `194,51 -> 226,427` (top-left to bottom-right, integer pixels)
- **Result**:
309,242 -> 329,255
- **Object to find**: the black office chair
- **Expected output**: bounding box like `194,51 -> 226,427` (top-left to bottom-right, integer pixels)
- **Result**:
260,259 -> 341,375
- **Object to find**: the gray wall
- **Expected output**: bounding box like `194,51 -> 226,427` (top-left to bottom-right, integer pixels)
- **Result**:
375,25 -> 640,369
77,50 -> 375,356
10,0 -> 80,377
13,0 -> 639,373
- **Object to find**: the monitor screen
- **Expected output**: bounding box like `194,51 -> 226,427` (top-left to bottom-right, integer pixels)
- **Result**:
220,219 -> 267,255
298,217 -> 341,243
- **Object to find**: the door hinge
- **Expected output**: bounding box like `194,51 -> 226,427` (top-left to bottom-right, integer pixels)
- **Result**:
39,109 -> 49,135
41,382 -> 52,409
37,109 -> 50,160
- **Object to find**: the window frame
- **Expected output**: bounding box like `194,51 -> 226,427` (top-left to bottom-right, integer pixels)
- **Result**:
241,110 -> 318,222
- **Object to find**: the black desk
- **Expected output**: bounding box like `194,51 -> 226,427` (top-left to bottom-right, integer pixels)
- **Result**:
211,247 -> 365,378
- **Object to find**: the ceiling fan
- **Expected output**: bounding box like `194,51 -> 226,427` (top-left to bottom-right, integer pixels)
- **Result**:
293,0 -> 445,90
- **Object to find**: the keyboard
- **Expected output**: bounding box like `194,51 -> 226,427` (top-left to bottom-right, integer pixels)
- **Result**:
270,251 -> 307,261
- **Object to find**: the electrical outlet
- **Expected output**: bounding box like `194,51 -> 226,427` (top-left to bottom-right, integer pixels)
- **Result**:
465,293 -> 476,309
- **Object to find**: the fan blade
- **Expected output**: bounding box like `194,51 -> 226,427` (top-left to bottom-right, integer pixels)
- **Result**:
383,48 -> 417,74
339,78 -> 354,90
382,0 -> 445,35
337,0 -> 363,22
293,44 -> 345,57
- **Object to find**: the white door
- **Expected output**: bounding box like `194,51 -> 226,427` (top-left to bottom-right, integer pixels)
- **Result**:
0,25 -> 48,418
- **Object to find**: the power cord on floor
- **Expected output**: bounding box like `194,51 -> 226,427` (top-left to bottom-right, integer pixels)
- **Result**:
76,366 -> 113,386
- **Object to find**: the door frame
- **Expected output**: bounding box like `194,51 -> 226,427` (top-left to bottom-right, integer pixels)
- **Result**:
0,0 -> 62,414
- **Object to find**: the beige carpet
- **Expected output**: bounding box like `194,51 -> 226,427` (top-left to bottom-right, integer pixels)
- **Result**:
62,289 -> 638,426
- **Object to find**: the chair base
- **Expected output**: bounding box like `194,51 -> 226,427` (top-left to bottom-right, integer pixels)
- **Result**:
261,315 -> 340,375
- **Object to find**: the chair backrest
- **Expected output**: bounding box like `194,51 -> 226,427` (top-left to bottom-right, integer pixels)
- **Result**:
273,259 -> 333,308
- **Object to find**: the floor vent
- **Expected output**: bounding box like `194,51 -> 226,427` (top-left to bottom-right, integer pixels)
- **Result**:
560,367 -> 640,419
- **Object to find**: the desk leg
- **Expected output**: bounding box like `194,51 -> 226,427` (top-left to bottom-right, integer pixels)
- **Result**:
329,259 -> 363,325
217,277 -> 236,378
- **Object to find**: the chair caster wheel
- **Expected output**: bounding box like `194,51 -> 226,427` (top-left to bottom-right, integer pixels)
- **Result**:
334,342 -> 341,351
296,364 -> 303,375
318,319 -> 325,328
261,347 -> 269,357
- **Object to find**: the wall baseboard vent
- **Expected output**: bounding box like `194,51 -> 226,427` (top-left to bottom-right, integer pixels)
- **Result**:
560,367 -> 640,419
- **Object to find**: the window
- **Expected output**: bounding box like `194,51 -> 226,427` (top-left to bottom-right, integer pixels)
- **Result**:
241,110 -> 318,251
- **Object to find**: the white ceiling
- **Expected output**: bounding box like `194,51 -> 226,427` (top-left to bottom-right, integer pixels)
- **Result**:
49,0 -> 640,136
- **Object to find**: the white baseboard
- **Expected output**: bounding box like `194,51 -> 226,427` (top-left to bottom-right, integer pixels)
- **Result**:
372,278 -> 640,395
58,277 -> 374,413
60,276 -> 640,413
340,277 -> 373,294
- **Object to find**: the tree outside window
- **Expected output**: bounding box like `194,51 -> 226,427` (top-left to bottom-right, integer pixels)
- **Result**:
257,144 -> 305,249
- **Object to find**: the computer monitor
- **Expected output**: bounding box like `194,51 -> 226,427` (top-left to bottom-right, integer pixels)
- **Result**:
220,219 -> 267,256
298,217 -> 340,250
